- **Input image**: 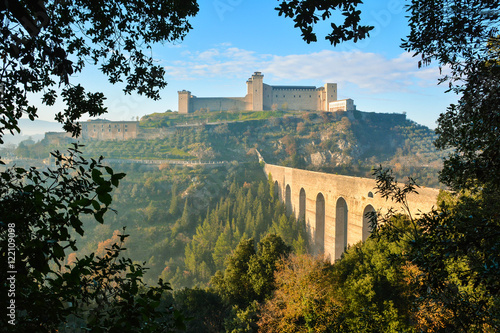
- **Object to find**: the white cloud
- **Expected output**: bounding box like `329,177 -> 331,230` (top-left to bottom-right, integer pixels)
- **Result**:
163,44 -> 443,93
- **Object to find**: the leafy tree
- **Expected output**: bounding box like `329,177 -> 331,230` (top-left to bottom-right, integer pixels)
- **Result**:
169,183 -> 180,216
257,254 -> 340,333
258,219 -> 416,333
212,238 -> 257,308
184,215 -> 221,283
248,234 -> 292,300
333,220 -> 414,332
275,0 -> 373,45
56,231 -> 185,332
402,0 -> 499,85
401,0 -> 500,190
435,61 -> 500,190
211,235 -> 291,309
0,0 -> 199,140
224,300 -> 261,333
213,223 -> 233,271
373,166 -> 500,331
172,287 -> 228,333
395,2 -> 500,330
407,192 -> 500,331
0,146 -> 184,331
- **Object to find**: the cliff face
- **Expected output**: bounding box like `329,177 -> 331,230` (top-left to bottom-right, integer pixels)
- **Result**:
137,109 -> 445,186
219,110 -> 445,187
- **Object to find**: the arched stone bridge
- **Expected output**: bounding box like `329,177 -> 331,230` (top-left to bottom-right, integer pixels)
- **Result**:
264,163 -> 440,261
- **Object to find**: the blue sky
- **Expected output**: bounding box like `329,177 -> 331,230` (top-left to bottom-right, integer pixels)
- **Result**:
35,0 -> 458,130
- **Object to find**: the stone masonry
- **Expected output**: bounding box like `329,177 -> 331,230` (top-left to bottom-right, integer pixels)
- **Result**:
264,163 -> 439,261
178,72 -> 356,113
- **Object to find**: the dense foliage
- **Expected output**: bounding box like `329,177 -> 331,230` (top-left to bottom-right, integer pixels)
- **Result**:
0,0 -> 199,141
1,0 -> 200,330
398,1 -> 500,330
275,0 -> 373,45
0,146 -> 186,332
403,0 -> 500,192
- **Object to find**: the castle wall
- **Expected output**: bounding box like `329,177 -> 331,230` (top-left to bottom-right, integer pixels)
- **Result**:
265,86 -> 320,111
190,97 -> 249,112
263,84 -> 273,110
82,121 -> 139,140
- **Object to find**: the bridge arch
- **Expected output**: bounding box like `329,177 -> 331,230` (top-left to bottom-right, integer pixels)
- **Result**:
264,163 -> 439,262
285,184 -> 292,214
362,204 -> 376,241
299,188 -> 306,221
315,192 -> 325,254
335,197 -> 348,258
274,181 -> 279,199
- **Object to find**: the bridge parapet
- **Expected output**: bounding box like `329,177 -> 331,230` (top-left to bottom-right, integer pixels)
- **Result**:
263,163 -> 440,261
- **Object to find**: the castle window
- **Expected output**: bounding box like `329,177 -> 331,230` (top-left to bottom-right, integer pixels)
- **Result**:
276,95 -> 278,98
118,129 -> 120,132
309,95 -> 311,98
109,129 -> 111,132
125,129 -> 128,132
283,95 -> 285,97
299,95 -> 301,98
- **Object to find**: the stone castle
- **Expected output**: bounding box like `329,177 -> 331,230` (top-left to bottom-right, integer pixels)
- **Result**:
178,72 -> 356,113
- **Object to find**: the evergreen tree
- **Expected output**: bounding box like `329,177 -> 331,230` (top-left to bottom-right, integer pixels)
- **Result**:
213,222 -> 233,271
169,184 -> 180,216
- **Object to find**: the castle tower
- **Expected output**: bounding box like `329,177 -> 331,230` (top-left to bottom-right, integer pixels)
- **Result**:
250,72 -> 264,111
178,90 -> 191,114
246,77 -> 253,96
324,83 -> 337,111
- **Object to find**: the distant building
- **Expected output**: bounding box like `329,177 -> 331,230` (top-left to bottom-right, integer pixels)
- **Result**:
44,131 -> 74,144
329,99 -> 356,112
81,119 -> 139,140
178,72 -> 355,113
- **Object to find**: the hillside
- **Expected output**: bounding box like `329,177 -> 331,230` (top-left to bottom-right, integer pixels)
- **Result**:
8,109 -> 448,188
0,109 -> 450,290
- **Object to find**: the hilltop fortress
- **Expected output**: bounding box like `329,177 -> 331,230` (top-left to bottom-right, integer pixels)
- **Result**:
178,72 -> 356,113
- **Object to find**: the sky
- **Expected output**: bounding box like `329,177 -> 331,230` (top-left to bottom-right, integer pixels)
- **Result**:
33,0 -> 458,131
